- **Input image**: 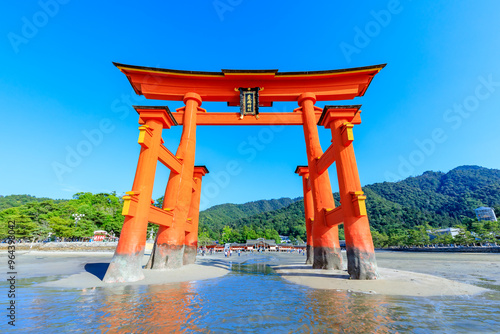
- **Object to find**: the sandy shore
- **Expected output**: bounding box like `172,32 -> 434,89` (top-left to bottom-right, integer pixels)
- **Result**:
31,251 -> 231,289
8,250 -> 498,297
273,264 -> 487,297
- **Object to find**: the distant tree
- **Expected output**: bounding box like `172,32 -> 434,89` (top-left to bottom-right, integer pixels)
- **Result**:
406,225 -> 431,246
387,229 -> 407,247
494,205 -> 500,218
453,225 -> 475,245
472,221 -> 498,243
49,217 -> 74,241
371,229 -> 389,248
338,226 -> 345,240
154,196 -> 164,209
264,228 -> 281,244
221,226 -> 233,244
30,220 -> 52,243
198,231 -> 213,246
73,218 -> 97,238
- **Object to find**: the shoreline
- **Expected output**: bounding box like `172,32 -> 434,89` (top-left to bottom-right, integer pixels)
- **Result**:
381,246 -> 500,253
4,242 -> 500,254
0,241 -> 500,254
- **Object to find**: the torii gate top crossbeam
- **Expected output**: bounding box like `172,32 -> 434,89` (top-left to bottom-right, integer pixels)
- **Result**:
114,62 -> 385,104
133,105 -> 363,126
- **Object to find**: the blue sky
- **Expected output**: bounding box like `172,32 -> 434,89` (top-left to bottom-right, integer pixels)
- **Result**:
1,0 -> 500,210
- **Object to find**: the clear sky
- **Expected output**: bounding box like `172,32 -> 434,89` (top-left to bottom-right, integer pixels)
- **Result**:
1,1 -> 499,210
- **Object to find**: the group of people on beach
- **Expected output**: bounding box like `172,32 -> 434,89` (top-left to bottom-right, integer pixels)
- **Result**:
224,249 -> 242,257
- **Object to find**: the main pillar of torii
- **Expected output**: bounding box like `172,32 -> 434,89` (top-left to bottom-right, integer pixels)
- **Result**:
103,107 -> 178,283
318,105 -> 378,279
150,93 -> 203,270
295,102 -> 378,279
297,93 -> 343,270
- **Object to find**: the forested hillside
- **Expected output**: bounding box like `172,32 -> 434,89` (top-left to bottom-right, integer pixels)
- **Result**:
1,166 -> 499,247
198,198 -> 299,235
199,166 -> 500,245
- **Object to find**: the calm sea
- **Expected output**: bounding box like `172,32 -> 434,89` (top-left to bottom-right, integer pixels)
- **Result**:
4,256 -> 500,333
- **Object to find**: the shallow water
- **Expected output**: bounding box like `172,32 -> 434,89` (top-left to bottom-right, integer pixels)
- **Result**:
5,255 -> 500,333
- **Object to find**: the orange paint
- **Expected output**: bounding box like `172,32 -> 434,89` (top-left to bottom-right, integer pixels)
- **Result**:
171,111 -> 323,126
152,93 -> 202,269
296,166 -> 315,264
299,93 -> 342,269
114,118 -> 170,256
114,62 -> 385,104
320,106 -> 378,278
184,166 -> 209,264
295,166 -> 314,248
325,117 -> 374,253
103,108 -> 177,283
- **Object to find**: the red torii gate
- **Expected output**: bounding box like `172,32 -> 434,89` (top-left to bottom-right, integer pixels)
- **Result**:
103,62 -> 385,283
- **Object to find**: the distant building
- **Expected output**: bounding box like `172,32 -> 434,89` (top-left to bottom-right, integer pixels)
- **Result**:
205,238 -> 309,252
247,238 -> 277,251
279,235 -> 291,243
475,207 -> 498,222
428,227 -> 461,240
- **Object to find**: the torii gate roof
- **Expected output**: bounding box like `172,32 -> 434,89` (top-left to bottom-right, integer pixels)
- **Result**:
114,62 -> 385,105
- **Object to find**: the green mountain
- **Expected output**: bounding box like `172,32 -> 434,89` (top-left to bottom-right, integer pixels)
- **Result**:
199,197 -> 300,236
365,166 -> 500,231
199,166 -> 500,243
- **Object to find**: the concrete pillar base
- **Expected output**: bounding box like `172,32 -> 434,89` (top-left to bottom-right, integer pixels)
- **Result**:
347,247 -> 379,280
183,245 -> 197,265
305,244 -> 314,265
149,244 -> 185,269
103,250 -> 145,283
312,246 -> 342,270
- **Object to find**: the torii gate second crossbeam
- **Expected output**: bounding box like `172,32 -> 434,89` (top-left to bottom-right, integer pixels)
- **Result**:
103,63 -> 384,283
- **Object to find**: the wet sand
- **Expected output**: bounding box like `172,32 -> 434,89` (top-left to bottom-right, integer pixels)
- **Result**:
26,251 -> 231,288
9,250 -> 499,296
273,265 -> 487,297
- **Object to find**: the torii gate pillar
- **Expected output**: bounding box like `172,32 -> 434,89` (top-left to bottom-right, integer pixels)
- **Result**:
319,107 -> 378,279
298,93 -> 343,270
103,109 -> 177,283
151,93 -> 202,270
184,166 -> 209,265
295,166 -> 314,265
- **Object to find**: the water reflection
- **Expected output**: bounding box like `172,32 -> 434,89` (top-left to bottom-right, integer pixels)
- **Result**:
303,289 -> 398,333
13,260 -> 500,333
83,283 -> 200,333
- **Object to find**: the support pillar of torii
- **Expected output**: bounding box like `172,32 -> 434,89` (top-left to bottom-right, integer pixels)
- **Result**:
295,166 -> 314,265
